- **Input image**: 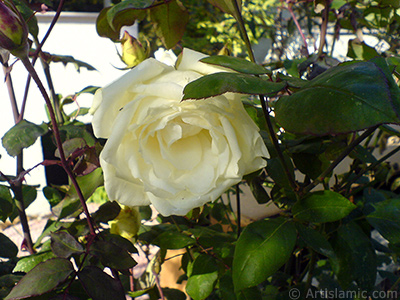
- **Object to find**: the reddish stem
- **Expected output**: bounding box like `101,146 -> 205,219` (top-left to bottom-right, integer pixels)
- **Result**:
286,0 -> 309,56
21,56 -> 96,236
19,0 -> 66,122
2,64 -> 36,254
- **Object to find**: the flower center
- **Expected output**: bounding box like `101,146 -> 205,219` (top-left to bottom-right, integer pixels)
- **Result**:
157,118 -> 208,170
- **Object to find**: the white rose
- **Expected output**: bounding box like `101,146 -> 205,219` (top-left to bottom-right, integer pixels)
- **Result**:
154,47 -> 177,66
90,48 -> 269,216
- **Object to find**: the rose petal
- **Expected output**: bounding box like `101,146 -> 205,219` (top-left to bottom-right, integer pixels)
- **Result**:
178,48 -> 229,75
91,59 -> 171,138
101,157 -> 150,206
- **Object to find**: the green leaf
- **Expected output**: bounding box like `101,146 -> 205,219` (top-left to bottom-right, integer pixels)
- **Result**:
0,185 -> 14,222
67,219 -> 91,238
53,196 -> 82,220
54,168 -> 104,220
149,0 -> 189,49
381,0 -> 400,7
206,0 -> 242,19
107,0 -> 153,31
186,255 -> 219,300
366,198 -> 400,245
33,220 -> 63,248
13,251 -> 55,273
21,185 -> 38,208
370,57 -> 400,115
14,0 -> 38,39
0,197 -> 13,222
200,56 -> 271,75
330,222 -> 377,291
43,186 -> 63,208
4,258 -> 74,300
0,233 -> 18,258
49,295 -> 81,300
187,253 -> 218,277
7,184 -> 39,222
183,72 -> 286,100
96,7 -> 119,41
232,218 -> 296,291
50,231 -> 84,258
152,231 -> 195,249
76,85 -> 100,96
190,227 -> 235,257
91,240 -> 137,270
292,190 -> 356,223
186,272 -> 218,300
92,201 -> 121,223
102,233 -> 138,254
128,289 -> 150,298
277,73 -> 308,88
246,176 -> 270,204
347,39 -> 380,61
59,123 -> 96,147
78,266 -> 126,300
54,138 -> 87,159
282,58 -> 307,77
265,155 -> 295,190
274,61 -> 400,135
296,223 -> 336,259
108,0 -> 154,17
69,108 -> 90,118
244,102 -> 266,130
237,286 -> 263,300
292,153 -> 324,180
0,274 -> 23,299
2,120 -> 48,157
218,271 -> 237,300
140,205 -> 152,220
162,288 -> 187,300
350,145 -> 377,164
47,54 -> 96,72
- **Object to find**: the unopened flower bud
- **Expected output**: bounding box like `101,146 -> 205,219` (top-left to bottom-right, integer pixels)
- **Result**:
0,1 -> 28,58
217,44 -> 231,56
108,205 -> 141,241
120,31 -> 149,68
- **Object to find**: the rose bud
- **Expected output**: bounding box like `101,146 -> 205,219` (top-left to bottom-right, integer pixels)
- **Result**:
108,205 -> 141,241
120,31 -> 149,68
0,1 -> 28,58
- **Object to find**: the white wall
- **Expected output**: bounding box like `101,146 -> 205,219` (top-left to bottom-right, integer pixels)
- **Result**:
0,12 -> 130,215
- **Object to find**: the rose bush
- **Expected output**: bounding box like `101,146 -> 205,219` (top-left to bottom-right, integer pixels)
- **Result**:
90,48 -> 269,216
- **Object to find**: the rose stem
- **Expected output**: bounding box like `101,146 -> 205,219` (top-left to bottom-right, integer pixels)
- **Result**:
19,0 -> 65,123
285,0 -> 309,57
3,64 -> 19,121
302,126 -> 379,195
343,144 -> 400,196
20,56 -> 96,237
230,0 -> 299,193
3,64 -> 35,254
235,184 -> 241,237
34,37 -> 63,123
316,0 -> 331,57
